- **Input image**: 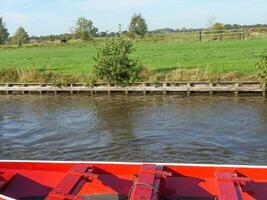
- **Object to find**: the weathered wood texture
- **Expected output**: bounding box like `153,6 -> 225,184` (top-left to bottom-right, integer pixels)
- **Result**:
0,82 -> 266,96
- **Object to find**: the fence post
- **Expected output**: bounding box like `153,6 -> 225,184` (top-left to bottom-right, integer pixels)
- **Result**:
246,29 -> 250,40
199,30 -> 202,42
220,31 -> 223,41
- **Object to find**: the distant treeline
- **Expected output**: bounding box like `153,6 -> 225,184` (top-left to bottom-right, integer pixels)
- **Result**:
2,12 -> 267,46
29,32 -> 121,42
29,24 -> 267,42
151,24 -> 267,34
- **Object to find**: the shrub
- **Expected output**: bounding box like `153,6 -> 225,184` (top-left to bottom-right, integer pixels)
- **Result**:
256,52 -> 267,80
212,22 -> 224,31
0,68 -> 20,82
94,36 -> 140,85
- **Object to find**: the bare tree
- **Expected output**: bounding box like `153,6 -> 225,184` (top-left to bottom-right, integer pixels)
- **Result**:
206,15 -> 217,30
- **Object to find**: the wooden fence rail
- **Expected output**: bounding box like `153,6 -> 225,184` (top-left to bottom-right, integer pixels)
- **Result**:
0,82 -> 266,96
199,29 -> 249,42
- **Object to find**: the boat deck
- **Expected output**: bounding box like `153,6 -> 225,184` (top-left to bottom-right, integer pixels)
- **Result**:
0,161 -> 267,200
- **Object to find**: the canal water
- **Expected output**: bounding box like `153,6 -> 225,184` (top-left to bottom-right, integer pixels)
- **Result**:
0,95 -> 267,165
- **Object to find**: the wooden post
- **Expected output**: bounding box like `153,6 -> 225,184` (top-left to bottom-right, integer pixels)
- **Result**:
39,84 -> 42,95
199,30 -> 202,42
143,83 -> 146,95
107,84 -> 111,95
246,30 -> 249,40
5,84 -> 9,95
235,83 -> 240,96
187,82 -> 191,96
239,30 -> 242,40
209,82 -> 214,95
70,84 -> 73,95
163,82 -> 167,94
263,82 -> 266,97
21,84 -> 25,95
220,31 -> 223,41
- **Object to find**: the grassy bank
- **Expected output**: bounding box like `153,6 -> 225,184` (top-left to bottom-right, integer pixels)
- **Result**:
0,67 -> 262,84
0,38 -> 267,75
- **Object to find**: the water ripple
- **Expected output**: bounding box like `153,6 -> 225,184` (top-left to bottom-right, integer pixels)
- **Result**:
0,95 -> 267,165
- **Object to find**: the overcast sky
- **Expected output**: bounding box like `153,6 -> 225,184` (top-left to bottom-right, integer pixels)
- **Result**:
0,0 -> 266,36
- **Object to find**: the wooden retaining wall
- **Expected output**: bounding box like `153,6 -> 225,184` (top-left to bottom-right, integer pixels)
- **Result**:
0,82 -> 266,96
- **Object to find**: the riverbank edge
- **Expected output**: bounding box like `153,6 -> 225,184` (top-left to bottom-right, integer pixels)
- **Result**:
0,82 -> 266,96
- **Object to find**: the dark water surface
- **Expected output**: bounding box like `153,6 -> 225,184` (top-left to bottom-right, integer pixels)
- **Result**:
0,95 -> 267,165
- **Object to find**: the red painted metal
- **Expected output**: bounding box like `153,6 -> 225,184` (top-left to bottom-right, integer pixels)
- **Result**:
45,165 -> 94,200
0,172 -> 16,190
1,161 -> 267,200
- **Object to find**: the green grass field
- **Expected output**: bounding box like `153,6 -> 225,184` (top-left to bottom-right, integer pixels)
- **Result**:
0,37 -> 267,76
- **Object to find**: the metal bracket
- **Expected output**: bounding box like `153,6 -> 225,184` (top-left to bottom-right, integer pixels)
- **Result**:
215,171 -> 251,200
143,170 -> 172,178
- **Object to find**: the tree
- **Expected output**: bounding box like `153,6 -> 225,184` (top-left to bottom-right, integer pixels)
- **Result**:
94,36 -> 140,85
232,24 -> 242,29
48,35 -> 56,42
129,13 -> 148,37
224,24 -> 233,30
212,22 -> 224,31
12,27 -> 29,46
0,17 -> 9,45
75,17 -> 98,40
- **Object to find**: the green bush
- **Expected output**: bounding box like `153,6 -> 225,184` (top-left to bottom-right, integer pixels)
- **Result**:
94,36 -> 140,85
256,52 -> 267,80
